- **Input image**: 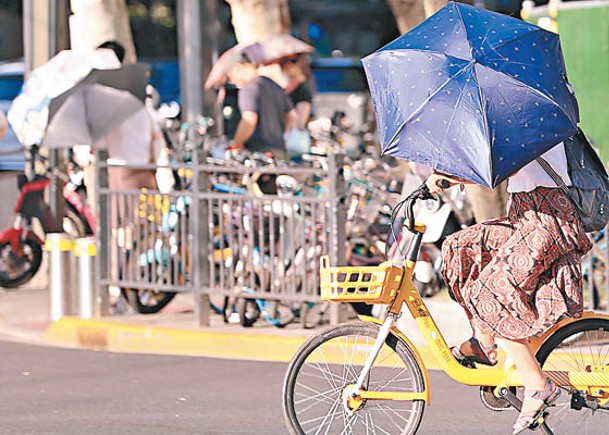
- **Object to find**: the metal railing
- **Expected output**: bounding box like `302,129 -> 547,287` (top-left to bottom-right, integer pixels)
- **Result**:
92,146 -> 609,325
94,148 -> 346,325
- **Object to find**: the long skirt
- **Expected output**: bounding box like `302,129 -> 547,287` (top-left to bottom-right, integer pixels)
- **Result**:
441,187 -> 592,340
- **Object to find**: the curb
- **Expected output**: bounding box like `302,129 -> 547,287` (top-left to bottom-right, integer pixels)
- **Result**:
44,316 -> 442,368
45,317 -> 310,362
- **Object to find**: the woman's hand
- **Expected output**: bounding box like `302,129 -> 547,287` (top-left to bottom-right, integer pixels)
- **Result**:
425,171 -> 462,194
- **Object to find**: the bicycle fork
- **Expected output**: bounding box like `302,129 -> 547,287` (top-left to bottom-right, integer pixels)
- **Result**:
342,312 -> 398,415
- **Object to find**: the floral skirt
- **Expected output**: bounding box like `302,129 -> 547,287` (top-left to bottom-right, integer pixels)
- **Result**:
441,187 -> 592,340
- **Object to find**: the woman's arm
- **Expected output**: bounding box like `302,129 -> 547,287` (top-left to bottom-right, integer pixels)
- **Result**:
425,171 -> 470,194
294,101 -> 311,129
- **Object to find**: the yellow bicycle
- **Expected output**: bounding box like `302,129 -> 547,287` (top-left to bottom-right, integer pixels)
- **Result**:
282,184 -> 609,434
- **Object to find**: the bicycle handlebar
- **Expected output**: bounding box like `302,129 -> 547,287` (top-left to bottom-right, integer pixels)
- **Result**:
404,183 -> 435,232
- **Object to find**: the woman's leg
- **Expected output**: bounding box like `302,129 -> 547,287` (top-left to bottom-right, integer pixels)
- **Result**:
495,337 -> 545,389
496,337 -> 558,433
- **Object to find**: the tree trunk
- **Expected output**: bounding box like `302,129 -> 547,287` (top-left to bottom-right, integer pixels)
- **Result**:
385,0 -> 425,34
225,0 -> 291,87
386,0 -> 474,34
69,0 -> 137,64
385,0 -> 453,34
225,0 -> 290,44
387,0 -> 508,221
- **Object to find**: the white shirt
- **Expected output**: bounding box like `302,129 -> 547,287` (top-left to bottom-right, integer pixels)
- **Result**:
95,108 -> 163,165
507,143 -> 571,193
93,107 -> 174,193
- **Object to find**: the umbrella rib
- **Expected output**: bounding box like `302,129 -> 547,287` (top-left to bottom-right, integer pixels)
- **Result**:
477,56 -> 575,124
481,28 -> 544,59
436,77 -> 470,164
454,0 -> 546,61
470,64 -> 491,156
385,57 -> 472,152
404,57 -> 472,125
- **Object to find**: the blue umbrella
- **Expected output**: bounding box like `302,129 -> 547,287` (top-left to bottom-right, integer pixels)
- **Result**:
362,2 -> 579,188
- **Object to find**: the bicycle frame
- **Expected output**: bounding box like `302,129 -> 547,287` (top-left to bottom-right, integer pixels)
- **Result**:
337,222 -> 609,406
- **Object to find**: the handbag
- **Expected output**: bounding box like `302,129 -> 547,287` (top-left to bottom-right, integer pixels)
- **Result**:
537,128 -> 609,232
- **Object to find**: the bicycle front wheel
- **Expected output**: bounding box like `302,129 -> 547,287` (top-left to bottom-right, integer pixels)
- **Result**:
536,318 -> 609,434
283,321 -> 426,435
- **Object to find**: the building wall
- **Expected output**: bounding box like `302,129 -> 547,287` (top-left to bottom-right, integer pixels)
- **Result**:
557,5 -> 609,162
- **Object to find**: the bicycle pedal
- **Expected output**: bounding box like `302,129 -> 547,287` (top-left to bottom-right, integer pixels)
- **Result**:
529,411 -> 549,430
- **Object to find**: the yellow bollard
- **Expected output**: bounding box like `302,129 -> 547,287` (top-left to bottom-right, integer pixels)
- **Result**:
74,237 -> 97,319
45,233 -> 75,321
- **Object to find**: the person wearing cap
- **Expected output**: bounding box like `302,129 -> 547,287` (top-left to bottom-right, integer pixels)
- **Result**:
227,56 -> 297,160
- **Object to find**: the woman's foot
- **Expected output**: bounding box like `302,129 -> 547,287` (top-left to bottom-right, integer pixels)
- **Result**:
451,336 -> 498,368
512,379 -> 561,434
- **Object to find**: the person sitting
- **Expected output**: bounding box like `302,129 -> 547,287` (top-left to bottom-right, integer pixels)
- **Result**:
426,142 -> 592,434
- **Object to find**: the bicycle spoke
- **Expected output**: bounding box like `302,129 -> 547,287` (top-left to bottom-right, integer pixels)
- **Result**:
539,321 -> 609,435
286,324 -> 425,435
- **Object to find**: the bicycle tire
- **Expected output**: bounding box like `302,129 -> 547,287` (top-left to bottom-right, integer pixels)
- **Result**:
123,288 -> 177,314
238,297 -> 260,327
63,206 -> 91,237
0,238 -> 43,289
283,321 -> 426,435
535,318 -> 609,434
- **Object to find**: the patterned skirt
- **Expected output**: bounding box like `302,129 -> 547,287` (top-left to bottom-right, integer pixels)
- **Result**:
441,187 -> 592,340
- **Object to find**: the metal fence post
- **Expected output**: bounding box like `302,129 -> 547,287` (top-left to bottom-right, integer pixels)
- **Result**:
190,141 -> 211,326
328,152 -> 347,325
96,149 -> 111,316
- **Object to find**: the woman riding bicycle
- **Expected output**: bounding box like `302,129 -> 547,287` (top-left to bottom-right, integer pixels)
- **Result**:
426,142 -> 592,434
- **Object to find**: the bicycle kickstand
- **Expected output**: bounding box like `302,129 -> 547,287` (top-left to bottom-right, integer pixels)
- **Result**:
498,387 -> 555,435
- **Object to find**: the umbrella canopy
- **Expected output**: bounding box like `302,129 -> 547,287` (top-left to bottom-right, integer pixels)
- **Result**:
362,2 -> 579,188
84,63 -> 150,101
41,82 -> 144,149
255,34 -> 314,65
9,56 -> 148,148
7,49 -> 122,146
204,35 -> 314,89
204,43 -> 264,89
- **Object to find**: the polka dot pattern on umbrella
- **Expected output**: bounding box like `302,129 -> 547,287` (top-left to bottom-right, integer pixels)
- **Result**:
362,1 -> 579,188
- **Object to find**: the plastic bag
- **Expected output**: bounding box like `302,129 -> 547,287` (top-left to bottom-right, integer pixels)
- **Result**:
285,128 -> 311,160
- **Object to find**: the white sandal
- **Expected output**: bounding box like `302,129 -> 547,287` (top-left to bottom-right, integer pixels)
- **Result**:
512,379 -> 561,434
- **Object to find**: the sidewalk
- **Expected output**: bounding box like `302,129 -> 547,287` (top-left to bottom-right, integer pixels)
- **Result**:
0,284 -> 472,369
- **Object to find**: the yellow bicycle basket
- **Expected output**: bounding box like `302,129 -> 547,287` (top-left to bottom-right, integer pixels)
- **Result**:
319,256 -> 404,304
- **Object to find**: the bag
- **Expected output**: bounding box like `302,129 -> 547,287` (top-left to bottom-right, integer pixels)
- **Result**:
285,128 -> 311,160
537,128 -> 609,232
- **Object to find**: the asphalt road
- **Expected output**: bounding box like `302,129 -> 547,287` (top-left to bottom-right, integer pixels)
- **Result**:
0,340 -> 522,435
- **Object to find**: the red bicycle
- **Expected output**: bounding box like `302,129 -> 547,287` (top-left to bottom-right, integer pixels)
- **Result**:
0,146 -> 94,288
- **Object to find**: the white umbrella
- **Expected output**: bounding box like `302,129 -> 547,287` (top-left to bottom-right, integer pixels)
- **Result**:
41,82 -> 144,149
7,49 -> 121,146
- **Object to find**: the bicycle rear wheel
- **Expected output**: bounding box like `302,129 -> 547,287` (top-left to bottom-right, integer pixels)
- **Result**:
536,318 -> 609,434
283,321 -> 426,435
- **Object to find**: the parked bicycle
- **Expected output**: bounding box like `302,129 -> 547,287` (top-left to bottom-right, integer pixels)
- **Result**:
0,145 -> 93,288
282,182 -> 609,434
